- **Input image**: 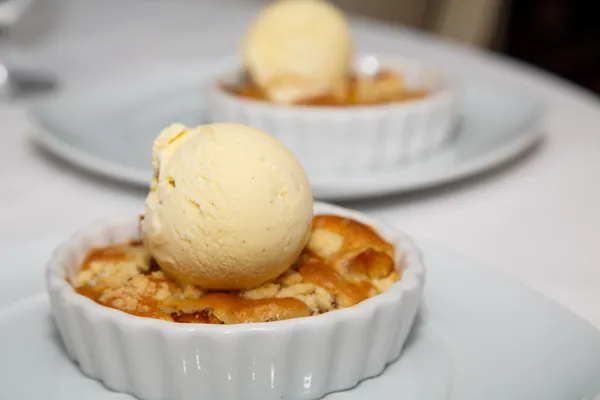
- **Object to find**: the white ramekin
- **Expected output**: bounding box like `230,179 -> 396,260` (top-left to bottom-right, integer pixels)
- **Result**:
46,202 -> 425,400
208,54 -> 458,174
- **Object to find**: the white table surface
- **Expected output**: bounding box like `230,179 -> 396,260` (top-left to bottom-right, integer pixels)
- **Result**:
2,0 -> 600,332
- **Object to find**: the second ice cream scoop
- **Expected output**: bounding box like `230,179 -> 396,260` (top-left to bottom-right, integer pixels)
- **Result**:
242,0 -> 353,104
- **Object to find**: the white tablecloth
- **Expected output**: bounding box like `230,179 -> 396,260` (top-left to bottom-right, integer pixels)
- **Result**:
2,0 -> 600,330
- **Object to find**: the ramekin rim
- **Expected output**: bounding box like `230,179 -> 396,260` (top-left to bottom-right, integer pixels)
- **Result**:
209,53 -> 455,113
46,202 -> 426,334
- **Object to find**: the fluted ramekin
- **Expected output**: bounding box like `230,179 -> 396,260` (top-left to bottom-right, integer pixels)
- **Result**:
46,202 -> 425,400
208,54 -> 457,174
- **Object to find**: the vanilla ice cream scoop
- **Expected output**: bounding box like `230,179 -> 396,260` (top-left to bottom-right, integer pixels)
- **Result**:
242,0 -> 353,104
142,123 -> 313,290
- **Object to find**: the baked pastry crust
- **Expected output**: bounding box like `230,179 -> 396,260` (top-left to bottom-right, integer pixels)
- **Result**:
225,70 -> 428,106
72,215 -> 402,324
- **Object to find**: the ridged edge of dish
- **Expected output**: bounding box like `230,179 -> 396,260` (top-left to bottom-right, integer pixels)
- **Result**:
46,202 -> 425,400
207,55 -> 458,173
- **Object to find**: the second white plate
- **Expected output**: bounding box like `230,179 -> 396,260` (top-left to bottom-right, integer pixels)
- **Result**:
28,59 -> 543,201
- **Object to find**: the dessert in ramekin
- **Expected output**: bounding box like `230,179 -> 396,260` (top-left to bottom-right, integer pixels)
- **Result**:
47,203 -> 424,400
208,0 -> 457,174
71,214 -> 401,323
46,123 -> 425,400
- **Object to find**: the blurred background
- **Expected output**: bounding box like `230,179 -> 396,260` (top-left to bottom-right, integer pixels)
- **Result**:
4,0 -> 599,97
333,0 -> 600,94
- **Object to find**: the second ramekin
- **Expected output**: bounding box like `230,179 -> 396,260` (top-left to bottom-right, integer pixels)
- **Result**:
46,202 -> 425,400
208,54 -> 458,174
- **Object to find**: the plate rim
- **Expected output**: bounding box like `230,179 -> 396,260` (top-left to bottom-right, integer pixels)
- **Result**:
28,118 -> 151,187
314,118 -> 543,200
26,63 -> 545,200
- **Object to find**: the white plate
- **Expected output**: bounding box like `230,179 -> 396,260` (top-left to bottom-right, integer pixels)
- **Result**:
27,59 -> 544,201
1,239 -> 599,399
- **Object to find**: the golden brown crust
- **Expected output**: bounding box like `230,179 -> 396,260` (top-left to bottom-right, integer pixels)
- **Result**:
162,294 -> 310,324
297,261 -> 369,308
225,70 -> 429,106
72,215 -> 402,324
311,215 -> 394,257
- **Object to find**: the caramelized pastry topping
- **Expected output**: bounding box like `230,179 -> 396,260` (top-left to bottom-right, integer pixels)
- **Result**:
72,216 -> 402,324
